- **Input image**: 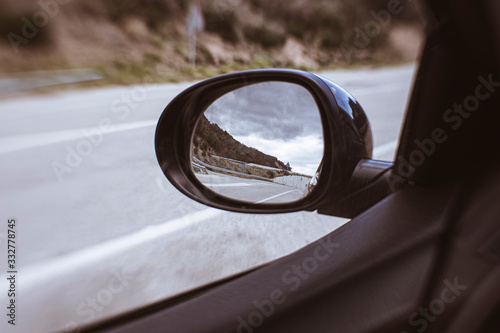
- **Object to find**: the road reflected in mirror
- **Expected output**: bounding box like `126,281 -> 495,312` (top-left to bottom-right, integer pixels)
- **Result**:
192,82 -> 323,204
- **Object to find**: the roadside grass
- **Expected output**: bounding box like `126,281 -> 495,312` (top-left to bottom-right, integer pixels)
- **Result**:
0,54 -> 414,99
91,52 -> 281,86
95,55 -> 411,87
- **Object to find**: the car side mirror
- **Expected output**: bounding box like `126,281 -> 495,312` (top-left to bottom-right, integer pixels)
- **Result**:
155,69 -> 392,217
192,81 -> 323,204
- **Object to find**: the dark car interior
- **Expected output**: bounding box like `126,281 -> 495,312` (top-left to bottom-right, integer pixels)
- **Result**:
84,0 -> 500,332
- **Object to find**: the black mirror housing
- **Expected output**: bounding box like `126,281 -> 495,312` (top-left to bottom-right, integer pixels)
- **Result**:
155,69 -> 375,215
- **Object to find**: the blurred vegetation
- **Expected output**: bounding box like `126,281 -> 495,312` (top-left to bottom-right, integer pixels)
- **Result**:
243,24 -> 286,48
76,0 -> 188,29
202,7 -> 239,44
0,0 -> 424,86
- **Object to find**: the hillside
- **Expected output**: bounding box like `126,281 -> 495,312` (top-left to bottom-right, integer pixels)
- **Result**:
0,0 -> 425,85
193,115 -> 290,178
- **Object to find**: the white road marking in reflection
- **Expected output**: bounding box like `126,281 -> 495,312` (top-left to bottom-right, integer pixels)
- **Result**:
0,119 -> 157,154
256,190 -> 298,203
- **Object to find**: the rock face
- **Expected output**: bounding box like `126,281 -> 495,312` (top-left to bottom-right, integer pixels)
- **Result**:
0,1 -> 424,82
198,34 -> 252,66
277,38 -> 319,70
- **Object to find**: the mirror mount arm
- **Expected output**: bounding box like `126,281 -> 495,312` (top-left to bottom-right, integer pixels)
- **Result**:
317,160 -> 394,218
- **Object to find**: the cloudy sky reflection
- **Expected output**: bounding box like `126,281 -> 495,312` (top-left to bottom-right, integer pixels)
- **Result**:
204,82 -> 324,175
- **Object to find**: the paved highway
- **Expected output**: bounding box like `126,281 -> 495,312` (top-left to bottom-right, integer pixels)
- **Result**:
0,64 -> 416,332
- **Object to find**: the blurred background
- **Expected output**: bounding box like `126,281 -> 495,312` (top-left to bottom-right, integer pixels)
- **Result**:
0,0 -> 425,88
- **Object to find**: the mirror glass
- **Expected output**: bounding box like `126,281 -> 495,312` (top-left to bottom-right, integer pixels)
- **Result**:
191,81 -> 323,204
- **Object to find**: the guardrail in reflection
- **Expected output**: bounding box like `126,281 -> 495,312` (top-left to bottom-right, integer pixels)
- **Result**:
192,157 -> 271,181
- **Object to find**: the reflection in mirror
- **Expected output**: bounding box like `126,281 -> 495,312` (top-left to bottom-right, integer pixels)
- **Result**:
191,82 -> 324,204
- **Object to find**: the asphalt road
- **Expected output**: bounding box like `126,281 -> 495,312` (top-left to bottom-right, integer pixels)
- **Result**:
0,64 -> 416,332
197,172 -> 304,203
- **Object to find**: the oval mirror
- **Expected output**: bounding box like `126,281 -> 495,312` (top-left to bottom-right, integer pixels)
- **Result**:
191,81 -> 324,204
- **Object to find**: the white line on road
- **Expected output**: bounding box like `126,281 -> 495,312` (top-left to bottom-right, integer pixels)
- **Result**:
21,183 -> 298,289
21,207 -> 223,288
0,119 -> 157,155
256,190 -> 298,203
0,82 -> 194,121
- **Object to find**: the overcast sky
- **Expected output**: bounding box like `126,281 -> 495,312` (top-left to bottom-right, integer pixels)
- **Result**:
204,82 -> 323,175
